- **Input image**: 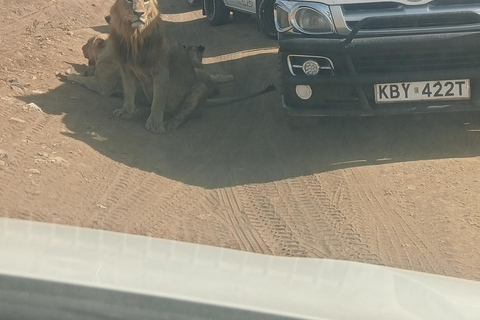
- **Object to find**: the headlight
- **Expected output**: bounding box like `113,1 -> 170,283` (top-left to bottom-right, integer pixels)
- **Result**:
275,5 -> 291,31
295,8 -> 333,33
275,1 -> 335,35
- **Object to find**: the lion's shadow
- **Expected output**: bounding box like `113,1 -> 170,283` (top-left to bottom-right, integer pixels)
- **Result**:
18,49 -> 480,189
16,3 -> 480,189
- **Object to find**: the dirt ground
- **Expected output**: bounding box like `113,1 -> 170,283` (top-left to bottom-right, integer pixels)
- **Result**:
1,0 -> 480,281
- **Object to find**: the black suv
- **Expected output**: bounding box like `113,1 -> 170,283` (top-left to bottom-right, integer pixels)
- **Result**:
275,0 -> 480,123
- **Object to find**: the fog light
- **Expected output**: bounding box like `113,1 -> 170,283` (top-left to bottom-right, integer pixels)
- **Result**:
302,60 -> 320,76
296,85 -> 312,100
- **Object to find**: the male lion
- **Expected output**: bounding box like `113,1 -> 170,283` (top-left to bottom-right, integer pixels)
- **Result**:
107,0 -> 208,132
106,0 -> 232,132
69,0 -> 275,133
106,0 -> 274,133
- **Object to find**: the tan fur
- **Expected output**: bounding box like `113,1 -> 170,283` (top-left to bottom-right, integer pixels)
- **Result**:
82,34 -> 104,66
70,0 -> 273,132
68,35 -> 232,102
67,33 -> 123,96
107,0 -> 208,133
185,44 -> 204,70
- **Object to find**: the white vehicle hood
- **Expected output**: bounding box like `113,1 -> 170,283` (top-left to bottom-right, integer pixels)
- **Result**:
1,218 -> 480,320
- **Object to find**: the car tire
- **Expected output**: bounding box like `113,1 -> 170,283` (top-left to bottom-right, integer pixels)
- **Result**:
256,0 -> 277,39
186,0 -> 200,7
204,0 -> 230,26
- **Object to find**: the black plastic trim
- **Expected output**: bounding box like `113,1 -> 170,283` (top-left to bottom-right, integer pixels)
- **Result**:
0,274 -> 305,320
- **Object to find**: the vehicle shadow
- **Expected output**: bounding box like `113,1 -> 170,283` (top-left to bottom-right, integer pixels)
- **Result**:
17,50 -> 480,189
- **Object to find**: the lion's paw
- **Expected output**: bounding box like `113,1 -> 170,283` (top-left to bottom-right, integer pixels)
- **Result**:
163,119 -> 180,132
146,116 -> 165,134
113,108 -> 133,120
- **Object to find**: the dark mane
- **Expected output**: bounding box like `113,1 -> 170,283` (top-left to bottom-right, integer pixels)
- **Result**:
109,0 -> 167,68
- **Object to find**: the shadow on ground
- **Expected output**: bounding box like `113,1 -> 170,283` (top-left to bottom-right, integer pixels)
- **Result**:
17,5 -> 480,189
18,52 -> 480,189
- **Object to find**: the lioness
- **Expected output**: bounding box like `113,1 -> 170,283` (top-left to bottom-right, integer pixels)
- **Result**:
67,33 -> 122,96
106,0 -> 274,133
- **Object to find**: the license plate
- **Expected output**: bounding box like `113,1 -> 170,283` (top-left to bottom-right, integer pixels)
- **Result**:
375,79 -> 470,103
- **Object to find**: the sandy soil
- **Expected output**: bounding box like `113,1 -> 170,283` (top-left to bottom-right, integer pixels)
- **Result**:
1,0 -> 480,281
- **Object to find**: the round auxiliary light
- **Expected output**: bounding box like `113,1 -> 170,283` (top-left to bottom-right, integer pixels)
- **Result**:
302,60 -> 320,76
296,85 -> 313,100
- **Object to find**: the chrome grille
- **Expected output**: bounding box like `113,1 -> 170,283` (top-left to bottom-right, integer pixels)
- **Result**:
342,2 -> 402,12
331,0 -> 480,36
346,12 -> 480,30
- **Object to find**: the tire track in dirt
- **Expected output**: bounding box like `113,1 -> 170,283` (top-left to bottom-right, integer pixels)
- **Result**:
203,167 -> 385,261
244,180 -> 327,258
97,158 -> 242,248
207,171 -> 382,260
342,167 -> 455,276
342,168 -> 421,269
277,174 -> 380,262
0,111 -> 55,216
211,188 -> 272,254
193,191 -> 242,249
0,99 -> 21,200
0,114 -> 19,141
12,112 -> 54,166
133,184 -> 237,247
119,174 -> 189,237
0,168 -> 16,212
86,163 -> 151,232
239,182 -> 313,257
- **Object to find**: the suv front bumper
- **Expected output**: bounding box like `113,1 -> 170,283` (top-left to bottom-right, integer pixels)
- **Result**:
279,31 -> 480,116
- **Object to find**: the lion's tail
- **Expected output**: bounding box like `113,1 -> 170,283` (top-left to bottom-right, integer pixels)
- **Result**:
206,84 -> 276,107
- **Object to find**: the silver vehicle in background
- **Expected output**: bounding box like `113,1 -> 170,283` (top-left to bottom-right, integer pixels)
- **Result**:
186,0 -> 277,38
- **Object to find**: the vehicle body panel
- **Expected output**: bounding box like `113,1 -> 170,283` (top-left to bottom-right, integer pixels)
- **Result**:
1,218 -> 480,320
223,0 -> 257,13
283,0 -> 436,5
276,0 -> 480,116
